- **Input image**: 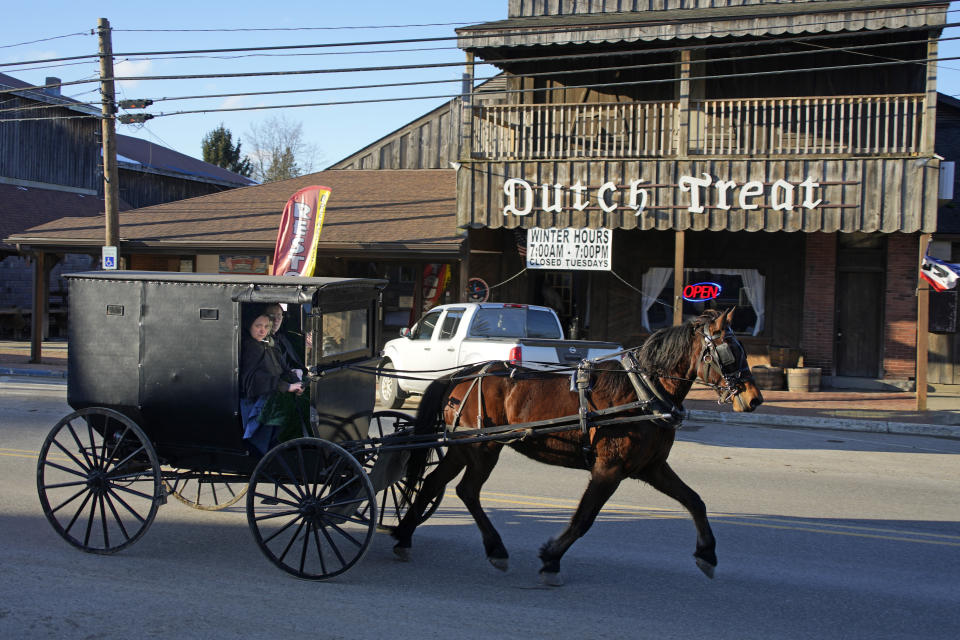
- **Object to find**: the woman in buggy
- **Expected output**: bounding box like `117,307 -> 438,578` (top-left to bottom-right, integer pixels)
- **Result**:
239,305 -> 306,455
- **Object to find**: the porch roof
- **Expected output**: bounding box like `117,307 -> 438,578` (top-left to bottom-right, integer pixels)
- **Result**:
457,1 -> 947,51
5,169 -> 462,259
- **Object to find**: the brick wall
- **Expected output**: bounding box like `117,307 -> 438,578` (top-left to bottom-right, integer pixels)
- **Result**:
801,233 -> 836,373
883,234 -> 919,379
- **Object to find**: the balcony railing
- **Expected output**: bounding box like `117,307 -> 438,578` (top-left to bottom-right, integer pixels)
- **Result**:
471,94 -> 925,160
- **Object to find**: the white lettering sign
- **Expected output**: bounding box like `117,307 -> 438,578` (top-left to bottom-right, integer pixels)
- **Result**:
502,174 -> 823,217
526,227 -> 612,271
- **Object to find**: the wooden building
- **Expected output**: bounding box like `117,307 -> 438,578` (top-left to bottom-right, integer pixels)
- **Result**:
0,72 -> 252,338
332,0 -> 953,389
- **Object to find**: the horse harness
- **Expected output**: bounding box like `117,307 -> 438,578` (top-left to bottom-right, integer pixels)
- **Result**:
696,325 -> 752,404
575,352 -> 687,465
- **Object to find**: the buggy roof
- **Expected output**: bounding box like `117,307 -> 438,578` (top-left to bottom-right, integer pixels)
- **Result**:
64,271 -> 387,304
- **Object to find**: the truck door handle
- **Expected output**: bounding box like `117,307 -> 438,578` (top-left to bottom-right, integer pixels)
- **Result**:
447,348 -> 455,352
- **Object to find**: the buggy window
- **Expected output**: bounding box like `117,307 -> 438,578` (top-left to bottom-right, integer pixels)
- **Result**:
320,308 -> 369,358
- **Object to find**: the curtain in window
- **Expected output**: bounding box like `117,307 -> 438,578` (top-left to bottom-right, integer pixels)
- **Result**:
640,267 -> 765,335
641,267 -> 673,332
700,268 -> 766,335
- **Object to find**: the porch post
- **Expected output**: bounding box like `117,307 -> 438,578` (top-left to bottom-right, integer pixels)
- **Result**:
677,50 -> 690,158
673,231 -> 685,326
916,233 -> 931,411
461,52 -> 475,162
30,251 -> 46,363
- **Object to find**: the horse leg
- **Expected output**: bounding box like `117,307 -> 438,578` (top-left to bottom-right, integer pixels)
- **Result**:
538,467 -> 621,586
391,451 -> 466,560
453,444 -> 509,571
641,461 -> 717,578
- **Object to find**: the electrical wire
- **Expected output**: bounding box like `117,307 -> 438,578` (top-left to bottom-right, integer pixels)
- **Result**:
0,30 -> 946,116
3,49 -> 956,123
3,22 -> 951,100
1,5 -> 952,71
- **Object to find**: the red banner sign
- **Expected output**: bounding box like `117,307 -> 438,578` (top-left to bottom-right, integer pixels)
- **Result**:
271,186 -> 331,276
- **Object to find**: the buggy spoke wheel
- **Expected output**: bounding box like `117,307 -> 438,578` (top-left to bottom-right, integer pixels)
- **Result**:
165,469 -> 248,511
247,438 -> 375,580
366,411 -> 443,530
37,408 -> 162,554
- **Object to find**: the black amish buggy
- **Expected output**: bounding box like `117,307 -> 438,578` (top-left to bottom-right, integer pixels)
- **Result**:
36,273 -> 763,584
36,271 -> 439,580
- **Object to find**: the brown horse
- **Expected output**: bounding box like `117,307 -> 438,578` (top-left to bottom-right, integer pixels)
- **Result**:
392,308 -> 764,585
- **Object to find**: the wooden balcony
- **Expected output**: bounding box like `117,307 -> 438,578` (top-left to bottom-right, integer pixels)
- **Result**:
471,94 -> 925,160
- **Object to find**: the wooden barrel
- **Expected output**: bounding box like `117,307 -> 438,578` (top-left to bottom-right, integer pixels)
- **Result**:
751,365 -> 785,390
767,346 -> 801,368
786,367 -> 821,392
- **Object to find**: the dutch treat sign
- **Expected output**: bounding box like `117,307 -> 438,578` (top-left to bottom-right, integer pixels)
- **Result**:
526,227 -> 612,271
683,282 -> 722,302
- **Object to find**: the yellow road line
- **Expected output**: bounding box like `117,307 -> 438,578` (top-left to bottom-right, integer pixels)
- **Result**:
475,490 -> 960,545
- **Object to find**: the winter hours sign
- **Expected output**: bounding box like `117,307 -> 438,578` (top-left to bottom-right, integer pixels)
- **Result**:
526,228 -> 612,271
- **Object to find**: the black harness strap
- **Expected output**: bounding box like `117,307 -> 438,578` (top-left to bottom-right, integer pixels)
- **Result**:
620,352 -> 686,430
575,361 -> 596,466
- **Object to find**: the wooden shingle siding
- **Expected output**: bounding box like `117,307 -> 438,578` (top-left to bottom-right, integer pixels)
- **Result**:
462,2 -> 947,49
459,157 -> 938,233
509,0 -> 808,16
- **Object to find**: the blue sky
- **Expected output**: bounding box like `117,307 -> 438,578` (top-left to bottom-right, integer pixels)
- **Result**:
3,1 -> 959,171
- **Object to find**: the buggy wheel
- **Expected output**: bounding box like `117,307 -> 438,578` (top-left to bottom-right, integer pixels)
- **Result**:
376,360 -> 406,409
36,408 -> 162,554
247,438 -> 376,580
165,469 -> 248,511
366,410 -> 443,531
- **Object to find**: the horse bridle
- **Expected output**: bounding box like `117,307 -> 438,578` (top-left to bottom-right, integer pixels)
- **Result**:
697,325 -> 752,404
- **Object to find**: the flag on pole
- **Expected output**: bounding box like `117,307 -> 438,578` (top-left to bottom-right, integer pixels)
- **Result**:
271,186 -> 331,276
920,254 -> 960,292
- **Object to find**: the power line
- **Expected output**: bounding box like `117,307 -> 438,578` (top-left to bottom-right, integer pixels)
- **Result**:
115,21 -> 478,33
5,22 -> 950,98
0,31 -> 90,50
148,56 -> 960,119
0,31 -> 945,117
0,30 -> 944,117
3,49 -> 955,123
1,5 -> 951,71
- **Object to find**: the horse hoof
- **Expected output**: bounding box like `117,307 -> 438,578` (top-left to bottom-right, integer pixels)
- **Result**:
488,556 -> 509,572
539,571 -> 564,587
695,557 -> 716,579
393,546 -> 411,562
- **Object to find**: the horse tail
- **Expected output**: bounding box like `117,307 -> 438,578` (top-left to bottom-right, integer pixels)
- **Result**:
402,361 -> 495,490
401,373 -> 453,492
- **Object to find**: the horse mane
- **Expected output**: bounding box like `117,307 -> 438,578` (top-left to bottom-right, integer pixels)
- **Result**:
636,309 -> 722,376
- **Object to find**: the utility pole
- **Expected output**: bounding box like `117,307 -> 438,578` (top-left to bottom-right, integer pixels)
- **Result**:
97,18 -> 120,256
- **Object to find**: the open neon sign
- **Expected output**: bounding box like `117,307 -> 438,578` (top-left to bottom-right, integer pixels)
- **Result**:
683,282 -> 722,302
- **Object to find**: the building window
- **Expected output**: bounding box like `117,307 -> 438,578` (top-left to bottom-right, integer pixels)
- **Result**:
641,267 -> 765,336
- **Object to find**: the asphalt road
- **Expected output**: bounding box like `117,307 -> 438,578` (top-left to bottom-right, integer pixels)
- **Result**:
2,376 -> 959,639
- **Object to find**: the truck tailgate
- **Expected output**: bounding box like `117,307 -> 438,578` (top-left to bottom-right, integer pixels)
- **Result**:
519,339 -> 622,365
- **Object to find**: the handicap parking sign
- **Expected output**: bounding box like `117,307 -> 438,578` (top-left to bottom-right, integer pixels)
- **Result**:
102,246 -> 118,270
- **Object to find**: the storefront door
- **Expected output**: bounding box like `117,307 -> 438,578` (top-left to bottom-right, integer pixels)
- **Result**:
835,270 -> 883,377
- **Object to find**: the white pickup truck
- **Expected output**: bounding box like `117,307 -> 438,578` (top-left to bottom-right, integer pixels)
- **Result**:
377,302 -> 623,408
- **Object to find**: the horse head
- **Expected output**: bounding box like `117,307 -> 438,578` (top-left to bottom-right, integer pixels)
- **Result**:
695,308 -> 764,412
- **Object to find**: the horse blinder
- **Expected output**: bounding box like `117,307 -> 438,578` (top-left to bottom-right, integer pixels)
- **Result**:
700,328 -> 750,404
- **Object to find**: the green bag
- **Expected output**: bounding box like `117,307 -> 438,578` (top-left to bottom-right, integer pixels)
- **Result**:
259,390 -> 311,442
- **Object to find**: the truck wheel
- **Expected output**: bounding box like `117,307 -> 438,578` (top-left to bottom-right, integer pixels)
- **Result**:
377,361 -> 406,409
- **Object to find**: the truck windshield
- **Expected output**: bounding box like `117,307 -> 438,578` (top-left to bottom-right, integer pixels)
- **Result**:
469,307 -> 561,339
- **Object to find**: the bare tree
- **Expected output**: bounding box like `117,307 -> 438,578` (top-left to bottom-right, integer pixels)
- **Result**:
245,115 -> 321,183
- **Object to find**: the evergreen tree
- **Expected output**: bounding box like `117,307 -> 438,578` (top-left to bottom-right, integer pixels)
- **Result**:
201,124 -> 253,177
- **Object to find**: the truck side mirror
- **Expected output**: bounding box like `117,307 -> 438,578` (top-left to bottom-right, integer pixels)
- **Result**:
400,327 -> 412,338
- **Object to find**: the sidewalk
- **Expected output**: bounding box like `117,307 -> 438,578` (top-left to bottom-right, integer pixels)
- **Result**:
2,339 -> 958,438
